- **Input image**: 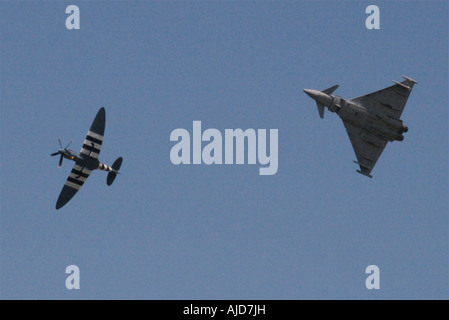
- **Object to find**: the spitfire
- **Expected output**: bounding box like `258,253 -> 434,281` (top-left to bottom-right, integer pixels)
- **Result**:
51,107 -> 123,209
304,76 -> 417,178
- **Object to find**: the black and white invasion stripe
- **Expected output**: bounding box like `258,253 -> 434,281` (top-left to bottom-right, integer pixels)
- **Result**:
98,162 -> 113,172
80,130 -> 103,159
64,164 -> 92,190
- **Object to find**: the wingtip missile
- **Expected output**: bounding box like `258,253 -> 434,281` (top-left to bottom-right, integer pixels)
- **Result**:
403,76 -> 418,84
356,170 -> 373,178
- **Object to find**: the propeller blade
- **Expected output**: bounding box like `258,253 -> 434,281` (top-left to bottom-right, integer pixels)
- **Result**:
65,140 -> 73,149
58,138 -> 63,148
51,152 -> 59,156
59,154 -> 63,168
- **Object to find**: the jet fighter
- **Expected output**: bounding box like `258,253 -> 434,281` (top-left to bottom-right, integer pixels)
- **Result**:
51,107 -> 123,209
303,76 -> 417,178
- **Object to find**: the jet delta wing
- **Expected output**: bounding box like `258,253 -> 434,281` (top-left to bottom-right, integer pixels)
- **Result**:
344,77 -> 417,177
343,121 -> 388,178
350,76 -> 417,119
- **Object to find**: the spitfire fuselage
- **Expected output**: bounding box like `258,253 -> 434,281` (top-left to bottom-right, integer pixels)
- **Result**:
58,148 -> 111,172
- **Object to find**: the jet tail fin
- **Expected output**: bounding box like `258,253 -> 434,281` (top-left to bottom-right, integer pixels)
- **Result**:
107,157 -> 123,186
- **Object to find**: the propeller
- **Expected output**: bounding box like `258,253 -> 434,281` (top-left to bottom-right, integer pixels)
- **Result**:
50,139 -> 73,168
50,150 -> 64,168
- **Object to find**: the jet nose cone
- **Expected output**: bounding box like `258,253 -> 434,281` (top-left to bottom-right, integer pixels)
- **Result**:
303,89 -> 318,99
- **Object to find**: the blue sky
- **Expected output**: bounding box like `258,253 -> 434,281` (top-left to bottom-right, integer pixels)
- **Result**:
1,1 -> 447,299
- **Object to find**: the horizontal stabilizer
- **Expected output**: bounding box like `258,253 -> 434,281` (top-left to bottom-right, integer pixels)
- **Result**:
316,85 -> 338,118
322,84 -> 339,95
111,157 -> 123,171
317,102 -> 325,119
107,157 -> 123,186
107,172 -> 117,186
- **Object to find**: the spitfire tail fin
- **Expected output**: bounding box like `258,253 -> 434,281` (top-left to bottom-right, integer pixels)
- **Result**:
107,157 -> 123,186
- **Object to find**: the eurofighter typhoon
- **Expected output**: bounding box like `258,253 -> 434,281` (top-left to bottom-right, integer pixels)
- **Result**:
303,76 -> 417,178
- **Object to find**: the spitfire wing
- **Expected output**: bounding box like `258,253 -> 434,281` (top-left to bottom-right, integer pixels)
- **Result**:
343,121 -> 388,178
55,165 -> 92,209
80,107 -> 106,159
350,76 -> 417,119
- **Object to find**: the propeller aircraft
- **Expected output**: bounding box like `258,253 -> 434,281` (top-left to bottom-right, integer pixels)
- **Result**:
51,107 -> 123,209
